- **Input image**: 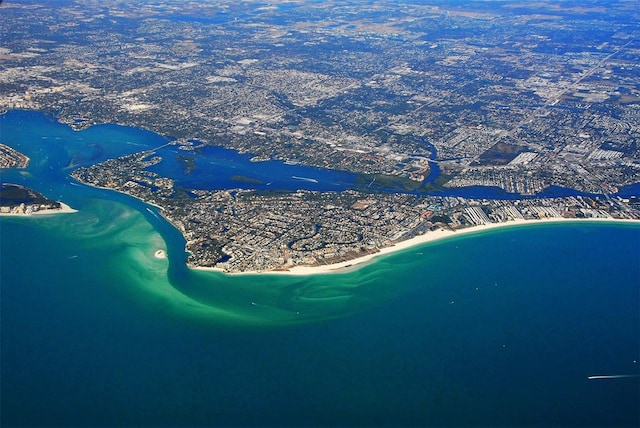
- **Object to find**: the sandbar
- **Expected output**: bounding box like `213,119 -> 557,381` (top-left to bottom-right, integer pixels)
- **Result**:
193,216 -> 640,276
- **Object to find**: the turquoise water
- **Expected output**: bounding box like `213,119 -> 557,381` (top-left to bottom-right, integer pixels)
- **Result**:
1,111 -> 639,427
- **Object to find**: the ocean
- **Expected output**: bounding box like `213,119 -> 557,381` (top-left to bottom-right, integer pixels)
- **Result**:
1,111 -> 639,427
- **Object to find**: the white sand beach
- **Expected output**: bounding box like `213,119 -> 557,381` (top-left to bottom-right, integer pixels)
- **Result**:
194,216 -> 640,276
0,202 -> 77,217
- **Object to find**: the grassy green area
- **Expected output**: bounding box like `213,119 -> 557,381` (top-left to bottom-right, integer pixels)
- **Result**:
231,175 -> 263,185
419,174 -> 452,194
355,173 -> 423,192
0,184 -> 57,207
176,154 -> 196,174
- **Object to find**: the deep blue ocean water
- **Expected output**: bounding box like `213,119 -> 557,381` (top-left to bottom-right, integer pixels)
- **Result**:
1,111 -> 639,427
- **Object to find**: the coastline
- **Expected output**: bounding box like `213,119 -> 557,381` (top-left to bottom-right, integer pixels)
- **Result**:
193,216 -> 640,276
0,202 -> 77,217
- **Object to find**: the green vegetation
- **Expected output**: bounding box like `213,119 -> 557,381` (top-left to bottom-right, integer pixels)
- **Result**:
239,189 -> 292,198
420,174 -> 453,194
475,142 -> 526,166
176,154 -> 196,175
0,184 -> 57,207
231,175 -> 263,185
355,173 -> 423,192
430,214 -> 451,224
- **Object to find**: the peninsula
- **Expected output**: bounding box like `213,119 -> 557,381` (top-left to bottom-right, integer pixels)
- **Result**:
0,144 -> 29,169
70,151 -> 640,273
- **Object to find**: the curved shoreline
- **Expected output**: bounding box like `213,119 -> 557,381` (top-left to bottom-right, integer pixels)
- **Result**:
193,217 -> 640,276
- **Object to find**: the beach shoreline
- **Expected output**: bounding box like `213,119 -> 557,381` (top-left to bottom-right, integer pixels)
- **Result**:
192,216 -> 640,276
0,202 -> 77,217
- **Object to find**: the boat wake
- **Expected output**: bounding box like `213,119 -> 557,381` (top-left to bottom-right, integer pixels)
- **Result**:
587,374 -> 640,380
292,176 -> 318,183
